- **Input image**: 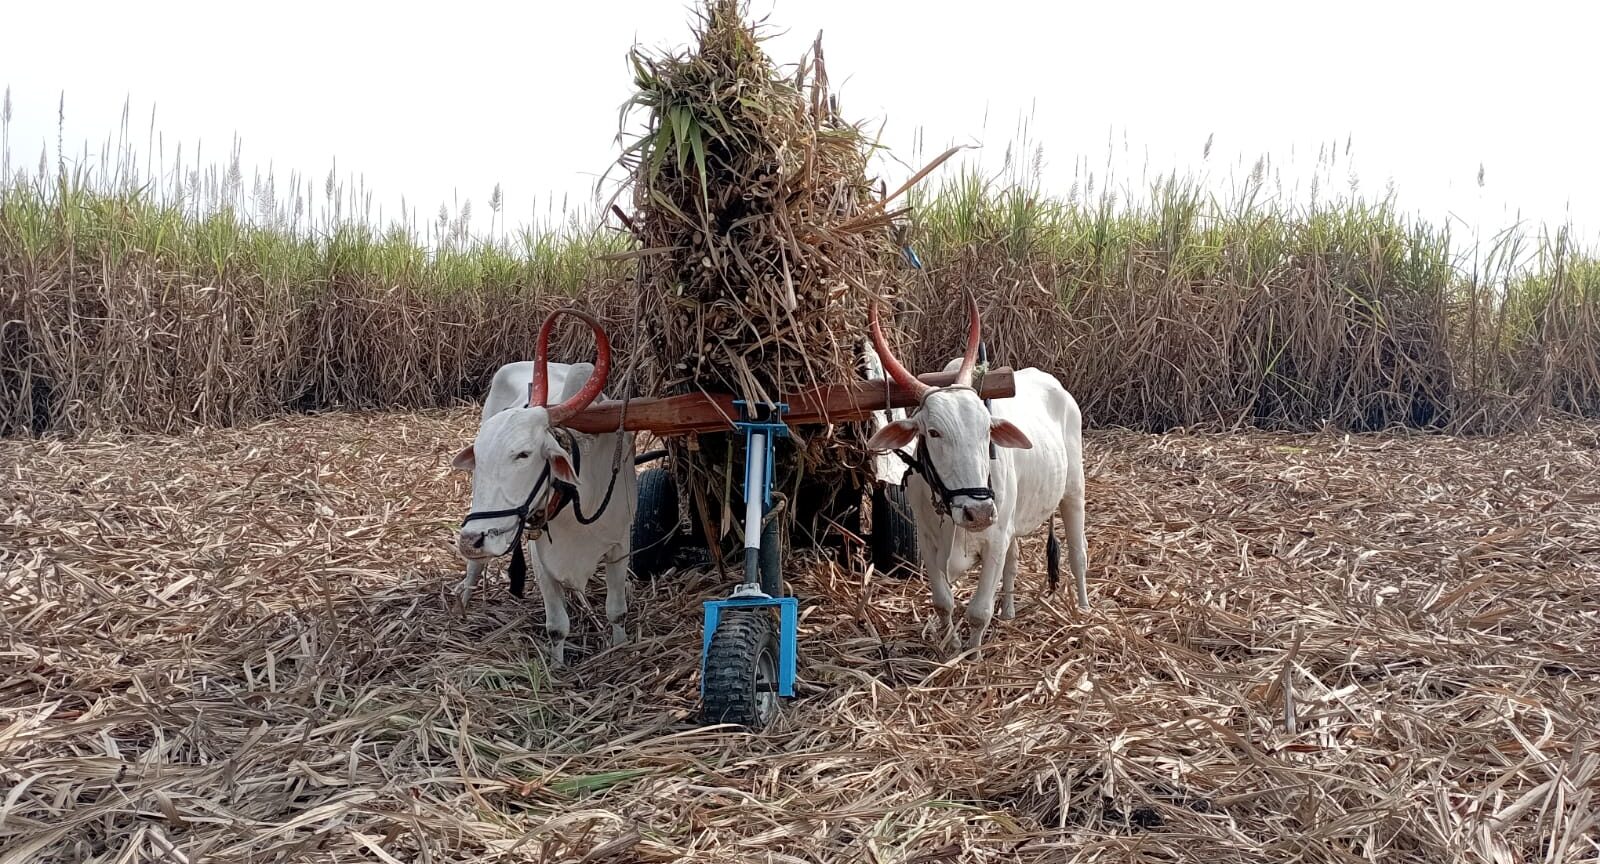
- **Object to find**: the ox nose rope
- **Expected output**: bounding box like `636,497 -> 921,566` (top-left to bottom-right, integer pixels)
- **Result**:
892,440 -> 994,517
887,379 -> 998,518
460,462 -> 555,530
457,420 -> 638,598
460,459 -> 554,599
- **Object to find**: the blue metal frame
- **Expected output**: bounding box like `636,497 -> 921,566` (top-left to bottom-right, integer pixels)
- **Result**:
731,400 -> 789,509
700,595 -> 799,698
699,401 -> 799,702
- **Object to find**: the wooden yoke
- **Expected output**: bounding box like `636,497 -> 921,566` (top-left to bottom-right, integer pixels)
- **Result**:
563,367 -> 1018,437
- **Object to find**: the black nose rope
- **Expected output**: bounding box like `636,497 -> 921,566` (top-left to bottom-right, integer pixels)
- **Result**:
460,459 -> 554,598
458,424 -> 637,598
892,439 -> 994,517
886,379 -> 998,519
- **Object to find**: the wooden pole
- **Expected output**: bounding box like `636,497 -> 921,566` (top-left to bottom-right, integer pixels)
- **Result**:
563,367 -> 1018,437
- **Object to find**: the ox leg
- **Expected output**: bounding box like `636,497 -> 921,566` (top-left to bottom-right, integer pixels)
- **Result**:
928,537 -> 958,648
932,571 -> 958,650
963,540 -> 1007,658
999,538 -> 1019,621
1061,486 -> 1089,612
533,550 -> 571,667
452,558 -> 486,612
912,517 -> 953,642
604,543 -> 629,648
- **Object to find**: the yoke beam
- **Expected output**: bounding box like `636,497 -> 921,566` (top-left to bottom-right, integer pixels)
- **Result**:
562,367 -> 1018,437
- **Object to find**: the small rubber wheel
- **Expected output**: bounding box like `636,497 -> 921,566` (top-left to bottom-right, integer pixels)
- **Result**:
701,611 -> 781,730
630,466 -> 679,579
871,482 -> 919,577
758,514 -> 784,597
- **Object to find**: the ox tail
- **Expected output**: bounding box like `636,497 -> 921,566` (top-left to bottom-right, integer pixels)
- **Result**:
1045,514 -> 1061,593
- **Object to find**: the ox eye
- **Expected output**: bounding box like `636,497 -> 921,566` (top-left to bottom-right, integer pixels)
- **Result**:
514,451 -> 532,460
927,429 -> 943,439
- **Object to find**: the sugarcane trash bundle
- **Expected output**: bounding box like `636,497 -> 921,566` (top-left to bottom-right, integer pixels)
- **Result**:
611,0 -> 955,549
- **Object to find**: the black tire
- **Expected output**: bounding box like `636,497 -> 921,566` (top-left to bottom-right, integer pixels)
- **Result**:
630,467 -> 679,579
871,482 -> 919,577
758,514 -> 784,596
701,610 -> 781,730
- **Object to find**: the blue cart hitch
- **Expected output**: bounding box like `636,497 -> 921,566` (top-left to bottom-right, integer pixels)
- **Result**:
699,401 -> 799,700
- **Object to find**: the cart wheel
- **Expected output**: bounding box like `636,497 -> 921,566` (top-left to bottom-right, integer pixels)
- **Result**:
758,515 -> 784,596
871,482 -> 919,577
630,466 -> 678,579
701,610 -> 781,730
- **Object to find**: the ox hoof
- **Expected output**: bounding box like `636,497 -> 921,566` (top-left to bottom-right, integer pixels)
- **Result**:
964,634 -> 986,660
936,628 -> 963,659
610,624 -> 627,648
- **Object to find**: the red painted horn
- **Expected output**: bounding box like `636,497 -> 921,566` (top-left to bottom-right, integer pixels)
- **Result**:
868,299 -> 934,400
953,292 -> 981,387
528,308 -> 612,425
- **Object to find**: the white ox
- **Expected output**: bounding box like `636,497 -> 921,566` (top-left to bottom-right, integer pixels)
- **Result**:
865,297 -> 1088,654
450,309 -> 636,666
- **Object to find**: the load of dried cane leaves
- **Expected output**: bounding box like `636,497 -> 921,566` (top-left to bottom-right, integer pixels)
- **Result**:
612,0 -> 955,546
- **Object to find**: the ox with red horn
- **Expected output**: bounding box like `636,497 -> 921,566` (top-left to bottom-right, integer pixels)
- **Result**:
864,291 -> 1091,657
450,305 -> 639,667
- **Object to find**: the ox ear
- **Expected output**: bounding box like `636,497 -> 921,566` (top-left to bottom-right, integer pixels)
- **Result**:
990,418 -> 1033,449
450,444 -> 476,472
867,418 -> 919,452
542,436 -> 578,485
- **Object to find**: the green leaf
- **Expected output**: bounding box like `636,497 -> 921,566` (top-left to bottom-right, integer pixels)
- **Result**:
649,188 -> 693,223
647,122 -> 673,184
703,103 -> 732,143
551,769 -> 650,798
688,121 -> 708,203
628,52 -> 653,89
672,106 -> 691,175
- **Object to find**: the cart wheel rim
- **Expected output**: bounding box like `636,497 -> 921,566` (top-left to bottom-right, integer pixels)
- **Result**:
754,642 -> 779,727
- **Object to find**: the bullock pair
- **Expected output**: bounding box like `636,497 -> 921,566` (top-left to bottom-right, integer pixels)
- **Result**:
451,300 -> 1088,663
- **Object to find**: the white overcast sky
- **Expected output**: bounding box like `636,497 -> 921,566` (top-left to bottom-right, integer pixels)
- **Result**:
5,0 -> 1598,247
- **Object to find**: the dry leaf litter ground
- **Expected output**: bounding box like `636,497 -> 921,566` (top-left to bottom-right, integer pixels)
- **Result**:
2,410 -> 1598,863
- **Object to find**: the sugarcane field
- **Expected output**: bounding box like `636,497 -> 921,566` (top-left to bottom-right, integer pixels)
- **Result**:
3,2 -> 1599,862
